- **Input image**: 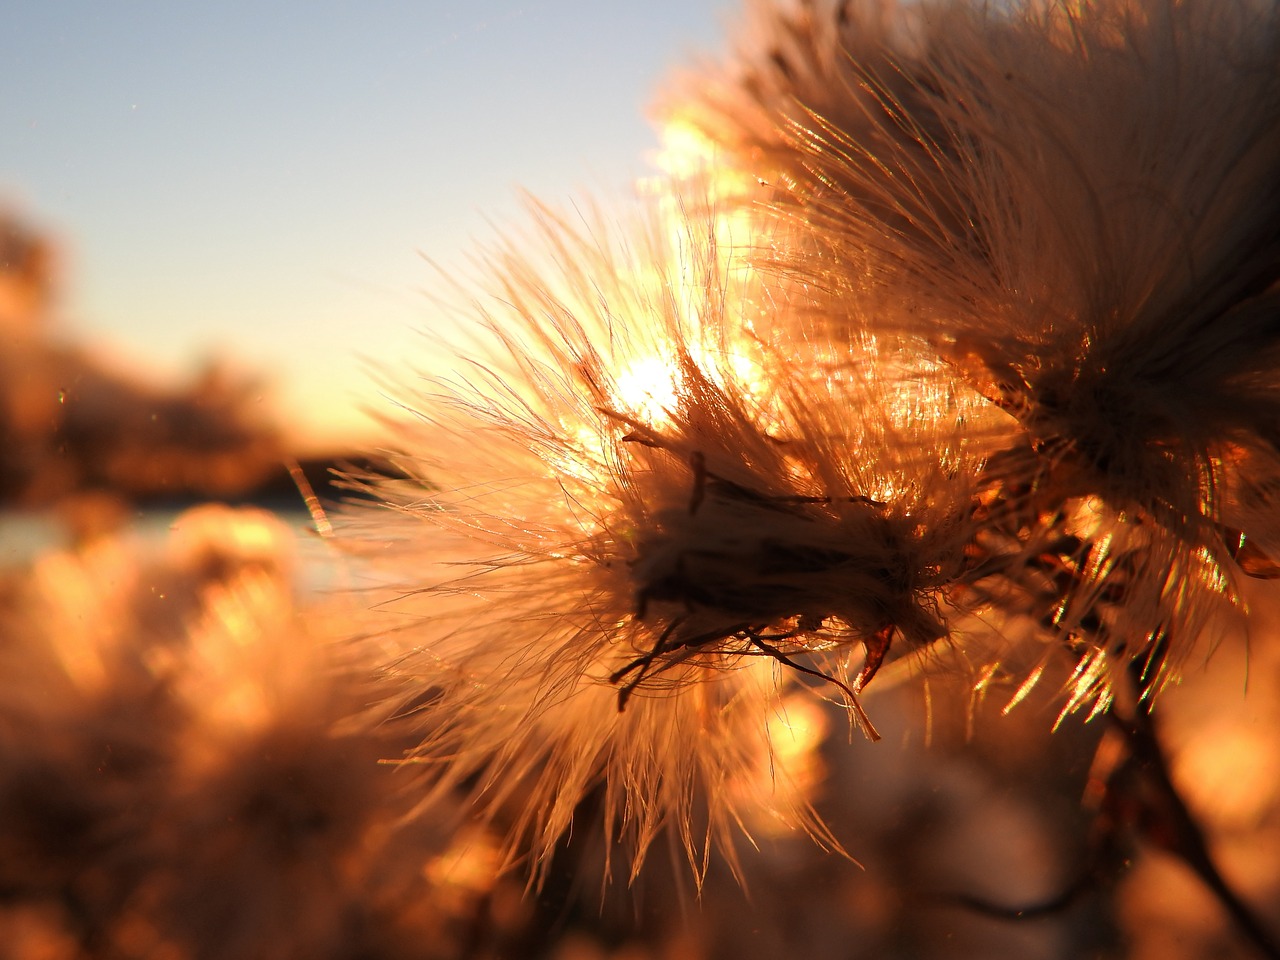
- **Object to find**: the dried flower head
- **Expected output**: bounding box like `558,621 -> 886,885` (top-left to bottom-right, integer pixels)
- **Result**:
670,0 -> 1280,708
352,195 -> 987,884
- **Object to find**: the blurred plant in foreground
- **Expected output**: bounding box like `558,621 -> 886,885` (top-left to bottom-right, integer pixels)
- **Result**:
0,506 -> 527,959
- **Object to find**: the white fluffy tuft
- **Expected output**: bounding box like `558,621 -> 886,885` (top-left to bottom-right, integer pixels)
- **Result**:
351,197 -> 988,885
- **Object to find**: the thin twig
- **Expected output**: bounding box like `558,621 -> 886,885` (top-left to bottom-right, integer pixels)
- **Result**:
1110,690 -> 1280,960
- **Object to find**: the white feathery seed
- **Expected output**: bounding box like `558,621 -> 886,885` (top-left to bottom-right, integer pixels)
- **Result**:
352,195 -> 988,884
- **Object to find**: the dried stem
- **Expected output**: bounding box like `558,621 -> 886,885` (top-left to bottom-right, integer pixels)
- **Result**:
1109,676 -> 1280,960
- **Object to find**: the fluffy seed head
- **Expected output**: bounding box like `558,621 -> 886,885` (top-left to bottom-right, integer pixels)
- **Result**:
352,194 -> 987,884
668,0 -> 1280,707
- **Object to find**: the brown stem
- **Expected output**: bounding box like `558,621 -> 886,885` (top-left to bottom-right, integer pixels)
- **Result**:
1109,693 -> 1280,960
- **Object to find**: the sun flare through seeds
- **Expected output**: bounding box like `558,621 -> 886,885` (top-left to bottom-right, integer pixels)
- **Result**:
351,197 -> 988,884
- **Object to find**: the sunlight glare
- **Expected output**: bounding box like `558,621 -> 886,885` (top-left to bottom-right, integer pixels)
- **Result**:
613,354 -> 682,426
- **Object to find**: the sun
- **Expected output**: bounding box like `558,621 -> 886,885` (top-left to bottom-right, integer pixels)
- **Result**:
613,354 -> 682,426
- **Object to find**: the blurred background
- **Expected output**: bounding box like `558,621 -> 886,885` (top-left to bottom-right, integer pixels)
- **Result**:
1,0 -> 730,457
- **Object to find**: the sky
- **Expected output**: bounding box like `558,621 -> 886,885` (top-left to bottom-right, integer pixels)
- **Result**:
1,1 -> 732,450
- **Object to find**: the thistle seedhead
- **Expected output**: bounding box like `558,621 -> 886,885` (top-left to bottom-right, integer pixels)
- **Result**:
352,194 -> 987,885
672,0 -> 1280,711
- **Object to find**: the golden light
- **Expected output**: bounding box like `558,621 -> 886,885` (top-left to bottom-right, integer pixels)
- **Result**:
733,682 -> 832,839
647,114 -> 776,287
649,116 -> 725,185
1175,722 -> 1280,831
423,825 -> 503,896
607,339 -> 783,440
767,691 -> 829,786
180,568 -> 296,735
612,353 -> 682,426
30,537 -> 141,694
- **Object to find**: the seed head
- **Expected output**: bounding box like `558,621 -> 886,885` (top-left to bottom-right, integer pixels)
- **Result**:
669,0 -> 1280,708
354,195 -> 986,884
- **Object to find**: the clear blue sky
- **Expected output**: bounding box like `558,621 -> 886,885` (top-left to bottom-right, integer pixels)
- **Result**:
1,1 -> 731,448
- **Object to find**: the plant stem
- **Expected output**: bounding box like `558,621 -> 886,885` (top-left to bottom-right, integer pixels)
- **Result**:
1110,698 -> 1280,960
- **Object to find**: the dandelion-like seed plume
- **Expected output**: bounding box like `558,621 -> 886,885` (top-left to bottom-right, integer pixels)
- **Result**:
353,197 -> 988,883
345,0 -> 1280,914
666,0 -> 1280,713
